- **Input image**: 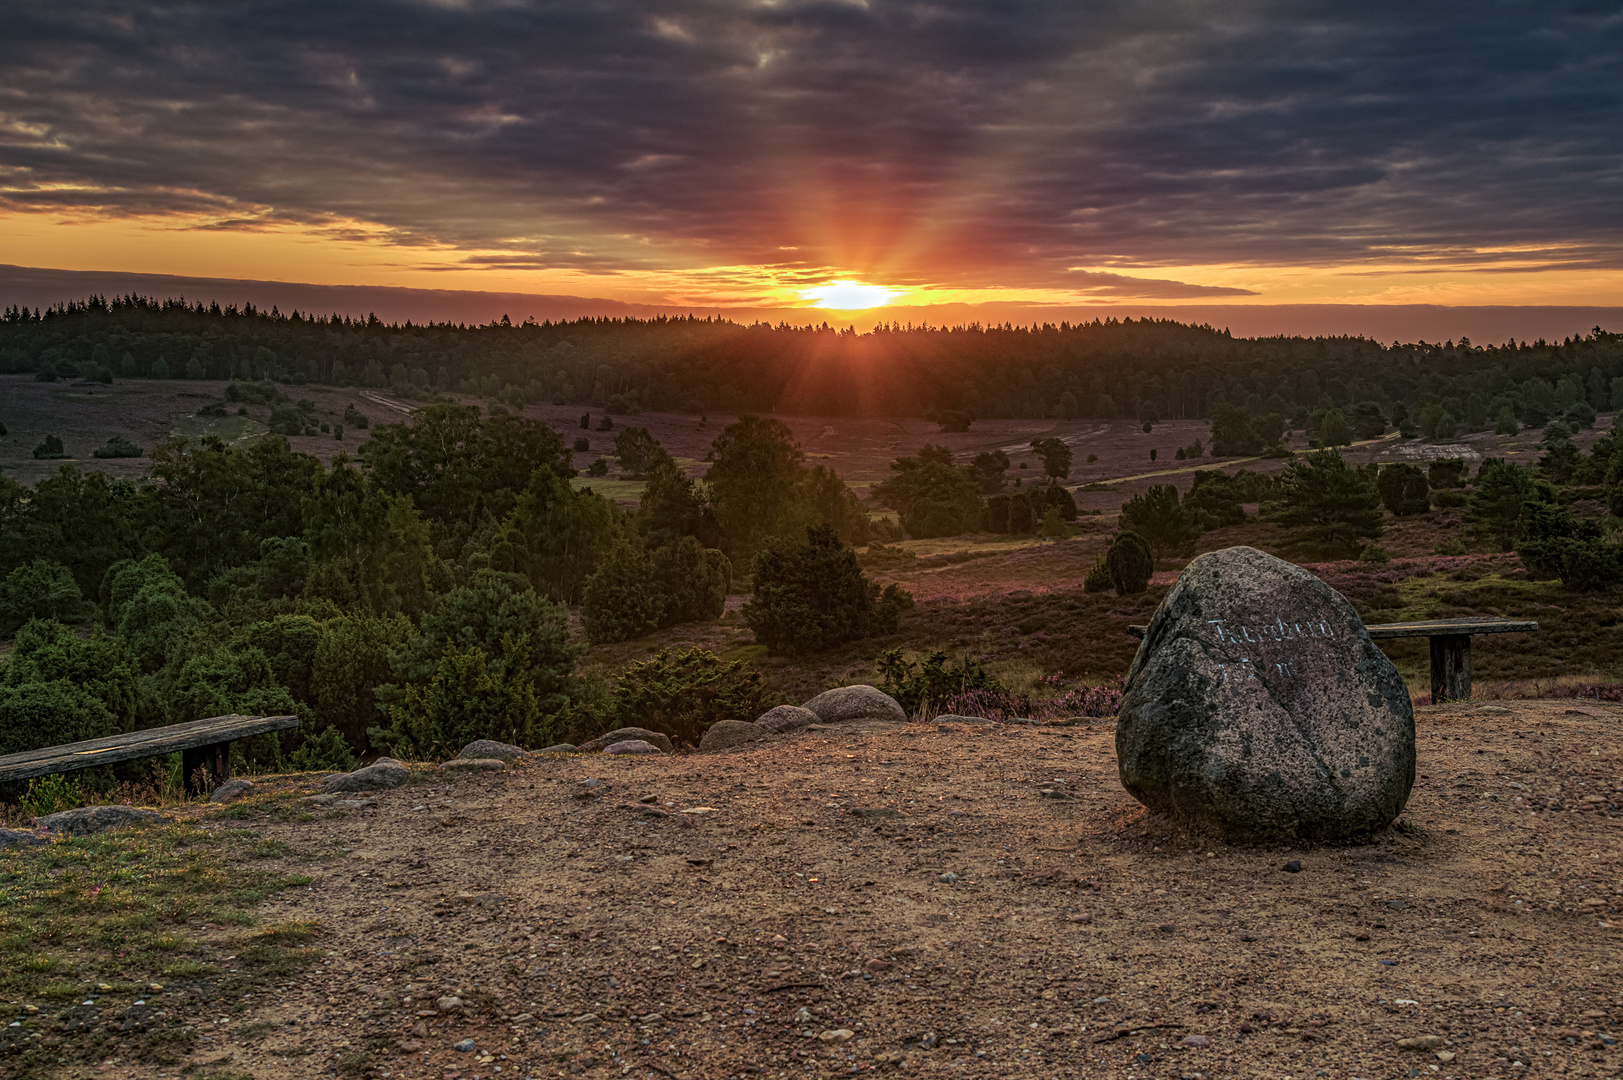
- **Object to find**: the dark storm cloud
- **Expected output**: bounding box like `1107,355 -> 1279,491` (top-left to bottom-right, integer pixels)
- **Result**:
2,1 -> 1620,291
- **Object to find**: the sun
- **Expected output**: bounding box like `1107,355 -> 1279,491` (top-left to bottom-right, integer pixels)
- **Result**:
799,280 -> 902,310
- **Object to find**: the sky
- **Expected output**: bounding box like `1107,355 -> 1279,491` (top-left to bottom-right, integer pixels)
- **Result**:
3,1 -> 1621,326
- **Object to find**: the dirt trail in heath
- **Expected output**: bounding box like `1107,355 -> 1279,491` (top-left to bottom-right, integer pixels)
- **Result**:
154,702 -> 1622,1079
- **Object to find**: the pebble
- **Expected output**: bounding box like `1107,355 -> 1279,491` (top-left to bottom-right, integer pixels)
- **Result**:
437,996 -> 463,1012
1179,1034 -> 1210,1048
864,959 -> 892,972
939,872 -> 959,884
1069,913 -> 1093,924
818,1029 -> 854,1043
1281,860 -> 1302,873
1396,1035 -> 1445,1051
453,1038 -> 476,1052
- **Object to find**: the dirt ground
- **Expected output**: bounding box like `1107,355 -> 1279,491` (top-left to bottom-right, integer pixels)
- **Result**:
83,698 -> 1619,1080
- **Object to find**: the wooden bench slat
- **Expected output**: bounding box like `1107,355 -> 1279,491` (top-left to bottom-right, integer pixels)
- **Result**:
0,715 -> 299,784
1126,618 -> 1539,641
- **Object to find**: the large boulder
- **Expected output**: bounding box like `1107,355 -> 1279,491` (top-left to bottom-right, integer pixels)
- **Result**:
457,739 -> 528,761
209,778 -> 256,803
322,760 -> 412,793
1116,546 -> 1415,844
756,705 -> 819,734
580,728 -> 675,754
802,685 -> 907,724
0,826 -> 48,848
35,806 -> 166,837
700,720 -> 769,752
602,740 -> 661,756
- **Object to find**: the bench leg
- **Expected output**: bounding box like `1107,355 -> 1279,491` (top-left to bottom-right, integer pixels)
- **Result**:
1429,634 -> 1472,703
182,741 -> 231,796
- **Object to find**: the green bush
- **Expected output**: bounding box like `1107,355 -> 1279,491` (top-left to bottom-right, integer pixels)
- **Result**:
1117,484 -> 1200,558
382,640 -> 547,759
0,680 -> 119,756
17,773 -> 83,818
611,647 -> 768,745
32,435 -> 66,460
1262,448 -> 1384,557
650,535 -> 731,627
1428,458 -> 1468,489
1377,463 -> 1431,516
104,556 -> 217,672
580,541 -> 662,644
3,619 -> 139,731
92,436 -> 144,459
1082,554 -> 1113,593
1104,532 -> 1154,595
744,526 -> 913,655
1183,471 -> 1246,531
876,649 -> 1003,716
287,724 -> 359,772
0,559 -> 94,634
315,612 -> 417,753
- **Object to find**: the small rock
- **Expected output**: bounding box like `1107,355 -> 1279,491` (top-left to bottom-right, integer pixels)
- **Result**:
1396,1035 -> 1445,1051
818,1028 -> 855,1043
756,705 -> 820,734
538,743 -> 578,754
1281,860 -> 1302,873
440,758 -> 506,771
0,827 -> 47,849
864,958 -> 892,972
1039,787 -> 1071,800
578,728 -> 674,753
699,720 -> 769,752
453,1037 -> 476,1052
795,1007 -> 813,1023
457,739 -> 527,761
603,739 -> 661,756
1436,1050 -> 1456,1062
1069,913 -> 1093,924
34,806 -> 165,837
1179,1034 -> 1210,1048
939,872 -> 959,884
321,761 -> 410,793
437,996 -> 464,1012
802,685 -> 907,724
209,778 -> 256,803
933,714 -> 999,726
571,1013 -> 599,1024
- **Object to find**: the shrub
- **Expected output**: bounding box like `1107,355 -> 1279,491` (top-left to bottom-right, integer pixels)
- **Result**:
1104,532 -> 1154,594
1082,554 -> 1113,593
0,679 -> 120,756
586,457 -> 610,477
383,639 -> 548,759
1468,458 -> 1539,550
1318,408 -> 1353,447
613,427 -> 659,478
1262,448 -> 1384,557
1118,484 -> 1200,558
611,647 -> 768,745
32,435 -> 66,460
1428,458 -> 1468,489
1358,543 -> 1391,563
1183,471 -> 1246,531
0,560 -> 94,633
342,403 -> 370,429
580,541 -> 662,644
744,526 -> 913,655
1377,463 -> 1431,516
877,649 -> 1003,717
287,724 -> 359,772
92,436 -> 144,459
17,773 -> 83,818
650,536 -> 731,627
1516,503 -> 1622,590
573,435 -> 590,452
315,612 -> 418,752
3,619 -> 139,731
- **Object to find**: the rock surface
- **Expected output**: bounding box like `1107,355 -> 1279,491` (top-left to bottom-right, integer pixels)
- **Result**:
457,739 -> 527,761
699,719 -> 768,751
34,806 -> 166,837
322,761 -> 412,793
579,728 -> 675,754
602,740 -> 662,756
801,685 -> 907,724
755,704 -> 819,734
209,778 -> 256,803
932,713 -> 999,726
440,758 -> 505,771
0,826 -> 47,848
1116,545 -> 1415,844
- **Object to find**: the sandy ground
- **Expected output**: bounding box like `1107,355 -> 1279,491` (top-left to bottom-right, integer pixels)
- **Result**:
106,698 -> 1622,1080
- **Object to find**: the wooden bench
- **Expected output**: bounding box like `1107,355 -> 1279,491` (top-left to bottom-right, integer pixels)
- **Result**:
0,714 -> 299,795
1125,618 -> 1538,703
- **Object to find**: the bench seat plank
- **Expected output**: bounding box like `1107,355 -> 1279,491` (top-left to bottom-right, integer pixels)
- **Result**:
1363,618 -> 1539,639
0,714 -> 298,784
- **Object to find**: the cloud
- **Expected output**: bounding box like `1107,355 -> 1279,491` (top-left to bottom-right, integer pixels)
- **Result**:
1,1 -> 1620,295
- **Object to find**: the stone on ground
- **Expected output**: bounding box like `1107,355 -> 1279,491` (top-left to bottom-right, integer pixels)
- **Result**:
1116,545 -> 1415,844
602,740 -> 662,756
209,777 -> 256,803
0,826 -> 47,848
457,739 -> 528,761
756,704 -> 819,734
538,743 -> 578,754
801,685 -> 906,724
34,806 -> 166,837
700,719 -> 769,751
579,728 -> 675,753
441,758 -> 506,771
322,760 -> 412,793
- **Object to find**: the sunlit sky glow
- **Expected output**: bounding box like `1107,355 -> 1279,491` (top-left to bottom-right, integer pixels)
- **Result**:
2,2 -> 1621,324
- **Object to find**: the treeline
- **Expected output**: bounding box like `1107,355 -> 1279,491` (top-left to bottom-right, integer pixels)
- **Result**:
0,404 -> 909,790
3,295 -> 1622,427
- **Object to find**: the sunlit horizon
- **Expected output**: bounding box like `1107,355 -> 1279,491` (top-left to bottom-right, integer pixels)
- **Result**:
799,280 -> 903,310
